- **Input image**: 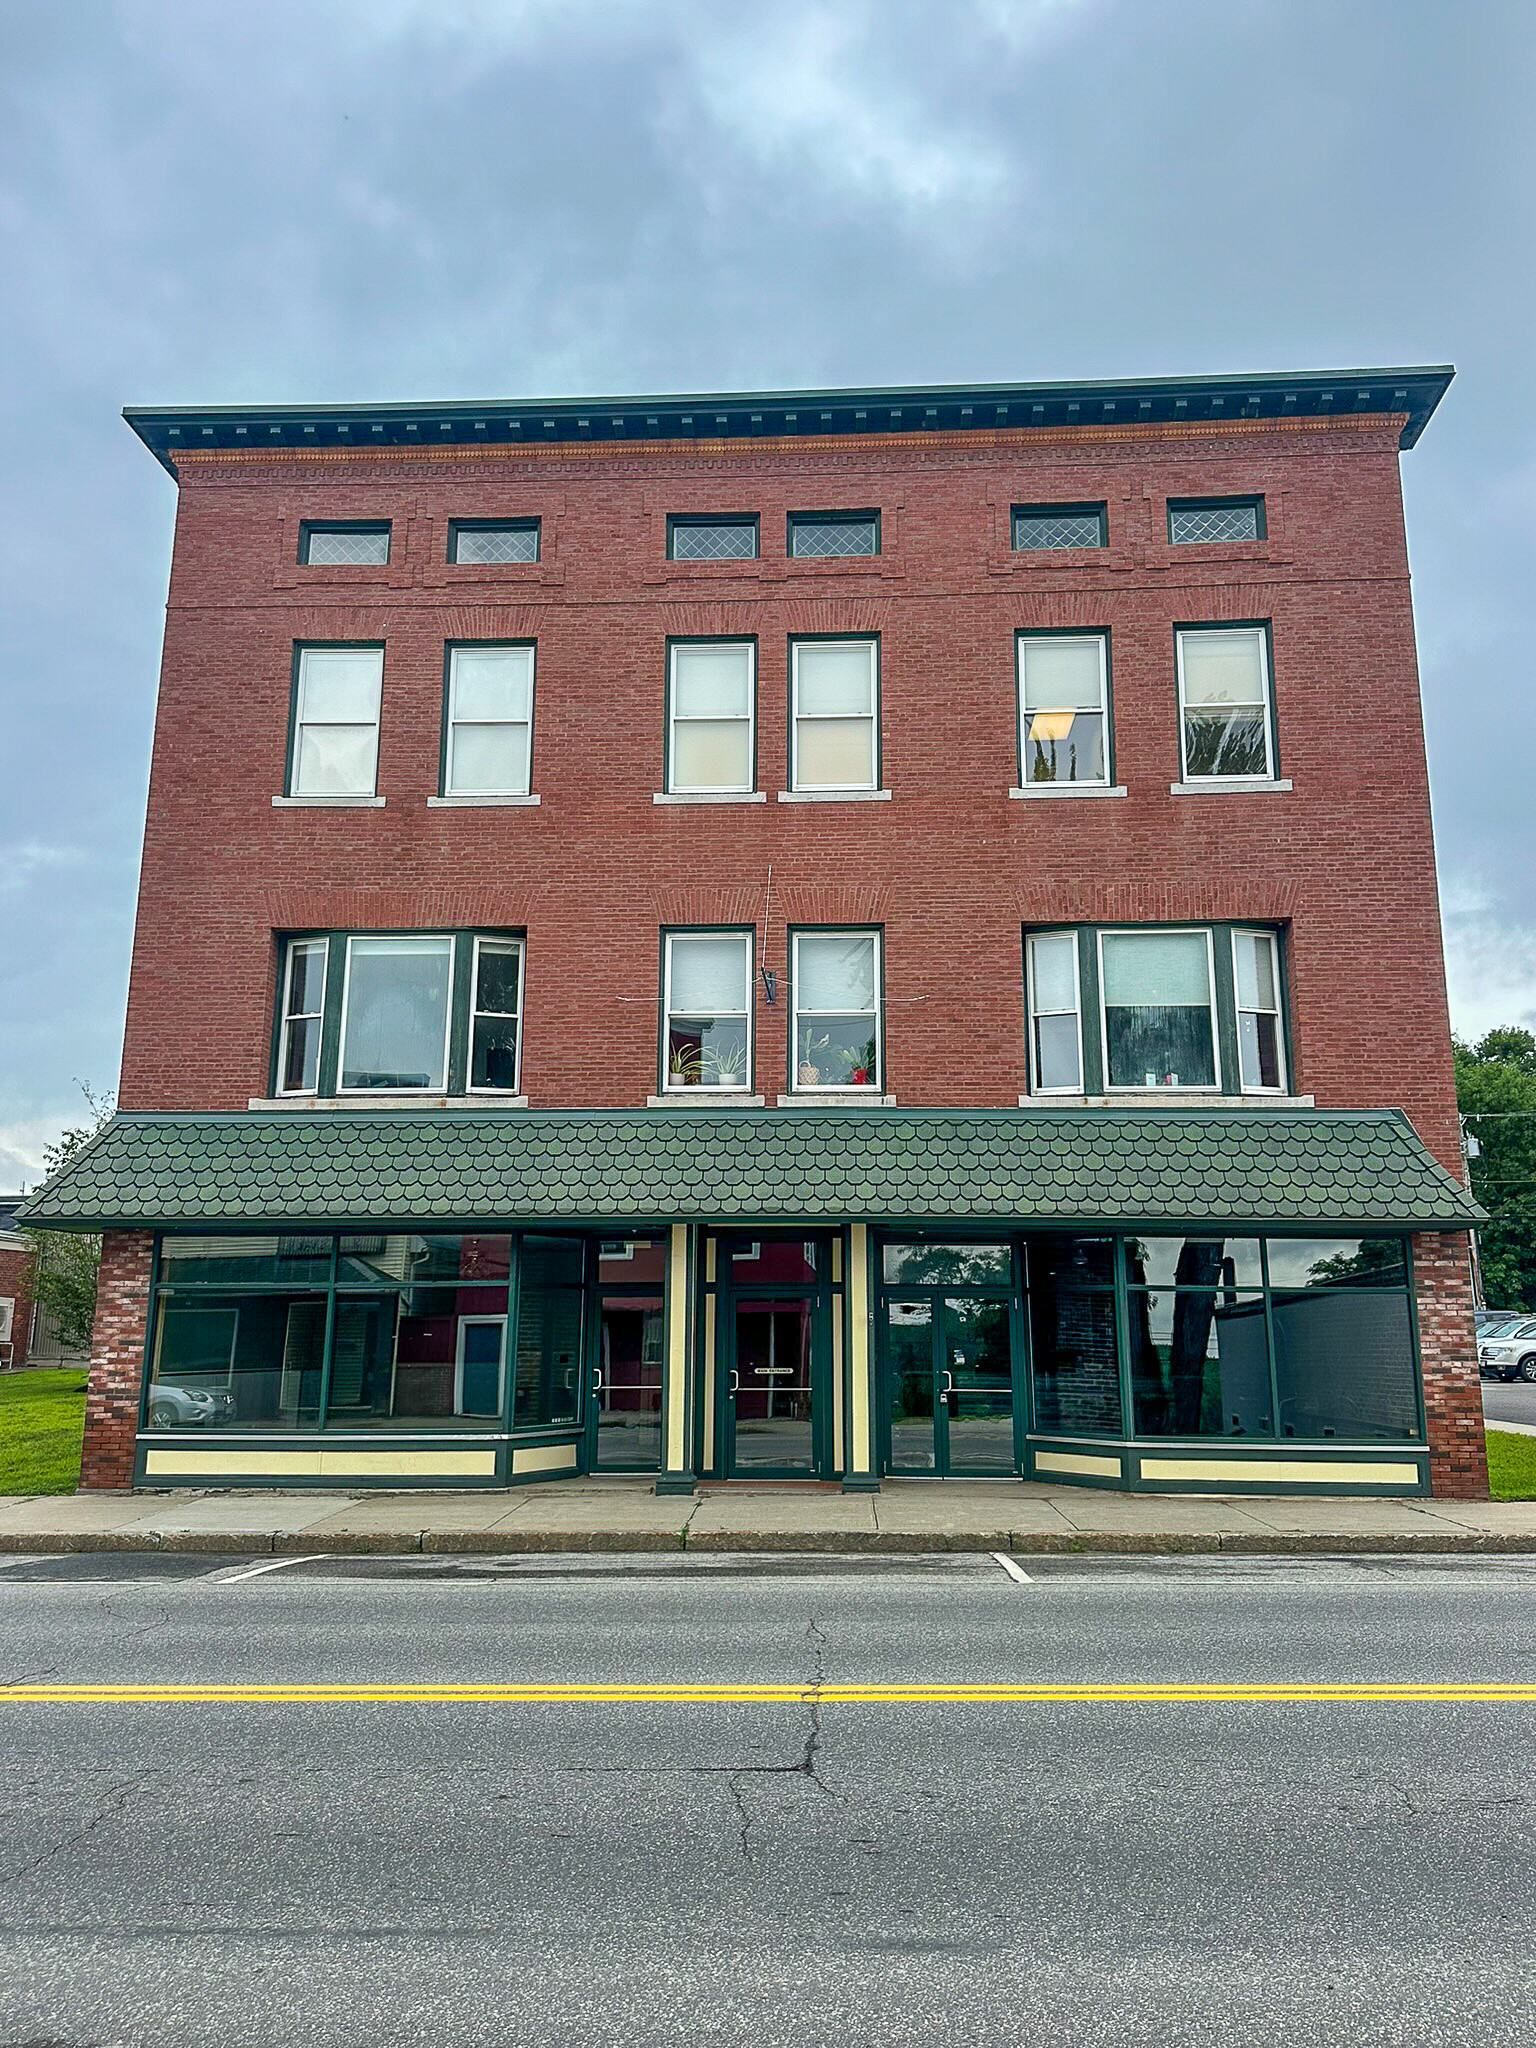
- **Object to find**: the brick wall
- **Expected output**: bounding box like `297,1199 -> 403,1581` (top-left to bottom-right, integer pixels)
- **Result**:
114,413 -> 1463,1177
79,1231 -> 152,1490
1413,1230 -> 1488,1499
0,1242 -> 36,1367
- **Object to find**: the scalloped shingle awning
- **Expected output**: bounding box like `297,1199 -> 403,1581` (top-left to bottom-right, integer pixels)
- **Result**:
15,1108 -> 1482,1234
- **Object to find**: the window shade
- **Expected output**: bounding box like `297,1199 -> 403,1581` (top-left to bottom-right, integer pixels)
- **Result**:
297,648 -> 382,722
1019,637 -> 1104,711
669,934 -> 749,1013
795,641 -> 875,715
797,935 -> 875,1010
1179,629 -> 1266,706
450,647 -> 533,721
673,644 -> 751,717
1030,933 -> 1079,1012
1101,933 -> 1210,1007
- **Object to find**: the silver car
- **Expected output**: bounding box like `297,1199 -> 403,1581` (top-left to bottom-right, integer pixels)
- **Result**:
145,1383 -> 238,1429
1479,1318 -> 1536,1384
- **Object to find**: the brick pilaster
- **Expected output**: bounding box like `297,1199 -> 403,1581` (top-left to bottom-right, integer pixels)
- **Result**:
1413,1230 -> 1487,1499
79,1230 -> 153,1490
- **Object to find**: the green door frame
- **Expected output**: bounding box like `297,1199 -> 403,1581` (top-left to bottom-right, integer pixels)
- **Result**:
874,1237 -> 1029,1477
583,1242 -> 667,1475
712,1232 -> 834,1479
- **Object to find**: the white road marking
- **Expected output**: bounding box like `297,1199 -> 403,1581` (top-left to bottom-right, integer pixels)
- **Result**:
991,1551 -> 1032,1584
0,1556 -> 40,1572
212,1554 -> 326,1584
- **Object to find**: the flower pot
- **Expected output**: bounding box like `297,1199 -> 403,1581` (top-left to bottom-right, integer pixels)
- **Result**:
715,1073 -> 739,1089
849,1068 -> 870,1086
798,1062 -> 820,1085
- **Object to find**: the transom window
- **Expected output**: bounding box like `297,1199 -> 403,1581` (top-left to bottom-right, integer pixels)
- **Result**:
288,645 -> 383,798
1024,924 -> 1289,1097
790,637 -> 879,791
443,643 -> 535,797
448,520 -> 540,565
789,511 -> 880,558
1013,504 -> 1108,551
1017,632 -> 1109,786
667,642 -> 755,794
300,523 -> 390,566
1175,625 -> 1275,781
668,515 -> 758,562
662,931 -> 753,1090
275,931 -> 524,1098
1168,497 -> 1265,545
792,931 -> 881,1091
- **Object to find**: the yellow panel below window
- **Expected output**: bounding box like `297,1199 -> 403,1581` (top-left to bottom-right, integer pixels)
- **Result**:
141,1447 -> 499,1481
318,1450 -> 498,1479
1139,1457 -> 1422,1487
512,1442 -> 580,1476
1035,1450 -> 1122,1479
144,1448 -> 323,1479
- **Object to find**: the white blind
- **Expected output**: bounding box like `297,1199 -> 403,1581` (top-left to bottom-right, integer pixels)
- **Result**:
1234,931 -> 1277,1009
1029,932 -> 1079,1012
795,640 -> 875,715
450,646 -> 533,722
797,934 -> 876,1011
669,934 -> 749,1013
297,647 -> 383,722
1179,629 -> 1266,707
1102,932 -> 1210,1007
1019,636 -> 1103,712
673,644 -> 751,717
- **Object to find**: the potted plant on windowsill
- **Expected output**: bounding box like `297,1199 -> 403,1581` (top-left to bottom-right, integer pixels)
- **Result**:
797,1029 -> 830,1087
706,1039 -> 748,1088
668,1043 -> 704,1088
840,1038 -> 878,1088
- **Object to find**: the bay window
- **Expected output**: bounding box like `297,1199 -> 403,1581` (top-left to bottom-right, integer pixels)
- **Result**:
1175,625 -> 1275,782
288,645 -> 383,798
667,641 -> 755,794
662,931 -> 753,1090
278,939 -> 326,1094
1017,631 -> 1110,787
790,638 -> 879,791
1099,930 -> 1219,1090
792,930 -> 881,1091
443,643 -> 534,797
341,937 -> 453,1092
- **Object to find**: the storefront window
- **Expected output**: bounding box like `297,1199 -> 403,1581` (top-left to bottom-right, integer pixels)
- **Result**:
1024,1235 -> 1122,1436
515,1236 -> 585,1427
1271,1288 -> 1419,1440
1125,1235 -> 1268,1437
882,1242 -> 1013,1287
146,1290 -> 321,1431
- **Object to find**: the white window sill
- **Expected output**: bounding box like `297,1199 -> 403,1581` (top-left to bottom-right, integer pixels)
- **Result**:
249,1094 -> 529,1110
1169,778 -> 1292,796
272,795 -> 385,809
646,1092 -> 765,1107
427,793 -> 540,807
777,789 -> 892,803
777,1091 -> 896,1107
1018,1092 -> 1314,1109
652,791 -> 767,805
1010,784 -> 1127,801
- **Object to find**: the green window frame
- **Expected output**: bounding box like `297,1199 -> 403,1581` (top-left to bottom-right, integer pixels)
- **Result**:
447,519 -> 540,565
665,639 -> 757,795
660,928 -> 754,1092
1167,496 -> 1266,544
787,510 -> 880,558
790,927 -> 883,1093
1012,504 -> 1108,551
667,514 -> 759,561
1016,629 -> 1112,788
285,643 -> 384,799
299,522 -> 391,566
1023,922 -> 1291,1098
789,634 -> 881,792
440,642 -> 536,797
272,929 -> 525,1100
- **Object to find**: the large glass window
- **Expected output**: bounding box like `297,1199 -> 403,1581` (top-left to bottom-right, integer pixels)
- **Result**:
596,1235 -> 666,1471
1024,1236 -> 1122,1437
1098,930 -> 1218,1090
1125,1235 -> 1268,1437
792,930 -> 881,1091
278,939 -> 326,1095
443,644 -> 534,797
288,646 -> 383,798
339,937 -> 453,1092
790,638 -> 878,791
1026,932 -> 1084,1094
515,1236 -> 585,1427
331,1235 -> 513,1428
667,642 -> 754,794
1176,625 -> 1275,781
1017,633 -> 1109,786
663,931 -> 753,1090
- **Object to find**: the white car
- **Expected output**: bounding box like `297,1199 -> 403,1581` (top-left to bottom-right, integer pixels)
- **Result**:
1479,1319 -> 1536,1384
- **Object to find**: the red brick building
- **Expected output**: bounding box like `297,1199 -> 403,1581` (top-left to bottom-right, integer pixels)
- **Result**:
0,1202 -> 37,1369
22,369 -> 1486,1496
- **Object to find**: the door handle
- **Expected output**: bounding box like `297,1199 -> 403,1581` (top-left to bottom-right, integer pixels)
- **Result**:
729,1369 -> 740,1393
592,1370 -> 603,1396
940,1371 -> 955,1395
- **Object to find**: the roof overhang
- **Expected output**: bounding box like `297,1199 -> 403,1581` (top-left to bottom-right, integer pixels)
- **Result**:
123,366 -> 1454,477
15,1108 -> 1483,1235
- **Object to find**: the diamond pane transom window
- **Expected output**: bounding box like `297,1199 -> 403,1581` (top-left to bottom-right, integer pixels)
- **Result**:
1169,500 -> 1263,544
301,525 -> 390,566
1013,506 -> 1107,551
789,513 -> 879,558
668,518 -> 758,561
449,522 -> 540,565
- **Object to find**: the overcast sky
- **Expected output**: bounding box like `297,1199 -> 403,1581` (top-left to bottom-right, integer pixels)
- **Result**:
1,0 -> 1532,1185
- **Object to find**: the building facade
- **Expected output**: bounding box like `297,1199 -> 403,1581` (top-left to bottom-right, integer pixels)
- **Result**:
22,369 -> 1486,1497
0,1201 -> 38,1369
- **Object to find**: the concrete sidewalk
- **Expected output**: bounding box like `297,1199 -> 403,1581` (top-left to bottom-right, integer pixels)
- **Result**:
3,1477 -> 1536,1555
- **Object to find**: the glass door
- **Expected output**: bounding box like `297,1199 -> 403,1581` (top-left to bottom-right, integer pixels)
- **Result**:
941,1296 -> 1016,1473
589,1238 -> 667,1472
716,1235 -> 830,1478
880,1254 -> 1021,1476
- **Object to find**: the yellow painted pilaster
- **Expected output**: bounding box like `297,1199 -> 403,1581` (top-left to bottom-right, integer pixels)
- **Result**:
662,1223 -> 693,1480
847,1223 -> 872,1476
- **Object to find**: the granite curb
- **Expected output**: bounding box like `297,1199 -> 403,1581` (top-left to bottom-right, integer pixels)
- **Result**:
6,1527 -> 1536,1557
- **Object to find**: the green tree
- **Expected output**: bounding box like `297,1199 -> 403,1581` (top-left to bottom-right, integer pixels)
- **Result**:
22,1086 -> 114,1353
1455,1028 -> 1536,1312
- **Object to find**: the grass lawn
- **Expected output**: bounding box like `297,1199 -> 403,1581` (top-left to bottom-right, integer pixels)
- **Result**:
0,1368 -> 88,1495
1485,1427 -> 1536,1501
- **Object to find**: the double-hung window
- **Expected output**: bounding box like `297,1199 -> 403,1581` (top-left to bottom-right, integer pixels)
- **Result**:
1017,632 -> 1110,786
276,931 -> 525,1099
1175,625 -> 1275,781
443,644 -> 535,797
288,646 -> 383,799
1099,930 -> 1219,1089
662,932 -> 753,1090
1024,932 -> 1083,1092
792,931 -> 881,1091
667,642 -> 755,794
790,637 -> 879,792
1233,929 -> 1285,1091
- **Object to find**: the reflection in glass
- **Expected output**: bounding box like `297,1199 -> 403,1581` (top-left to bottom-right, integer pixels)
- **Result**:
515,1237 -> 584,1427
1273,1290 -> 1419,1439
1263,1238 -> 1408,1290
886,1299 -> 935,1472
595,1293 -> 663,1469
146,1292 -> 320,1431
1129,1288 -> 1269,1436
340,937 -> 452,1091
1024,1237 -> 1119,1436
726,1238 -> 818,1285
159,1236 -> 332,1286
1100,932 -> 1216,1088
943,1296 -> 1015,1472
733,1299 -> 814,1471
1124,1236 -> 1263,1291
883,1242 -> 1012,1287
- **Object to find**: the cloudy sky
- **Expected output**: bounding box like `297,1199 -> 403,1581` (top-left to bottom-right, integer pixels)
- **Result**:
0,0 -> 1531,1184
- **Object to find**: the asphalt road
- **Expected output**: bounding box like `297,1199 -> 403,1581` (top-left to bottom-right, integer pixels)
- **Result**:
2,1551 -> 1535,2048
1482,1376 -> 1536,1428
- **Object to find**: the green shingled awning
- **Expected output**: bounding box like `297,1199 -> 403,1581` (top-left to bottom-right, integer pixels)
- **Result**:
15,1108 -> 1482,1233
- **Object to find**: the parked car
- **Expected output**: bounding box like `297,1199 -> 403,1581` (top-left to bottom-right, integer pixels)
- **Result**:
1479,1319 -> 1536,1383
1477,1307 -> 1524,1333
145,1383 -> 237,1429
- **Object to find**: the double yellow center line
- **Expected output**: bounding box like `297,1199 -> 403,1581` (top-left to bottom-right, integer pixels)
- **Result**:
1,1682 -> 1533,1706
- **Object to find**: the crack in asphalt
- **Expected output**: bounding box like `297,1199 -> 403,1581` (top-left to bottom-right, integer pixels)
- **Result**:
0,1770 -> 148,1888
